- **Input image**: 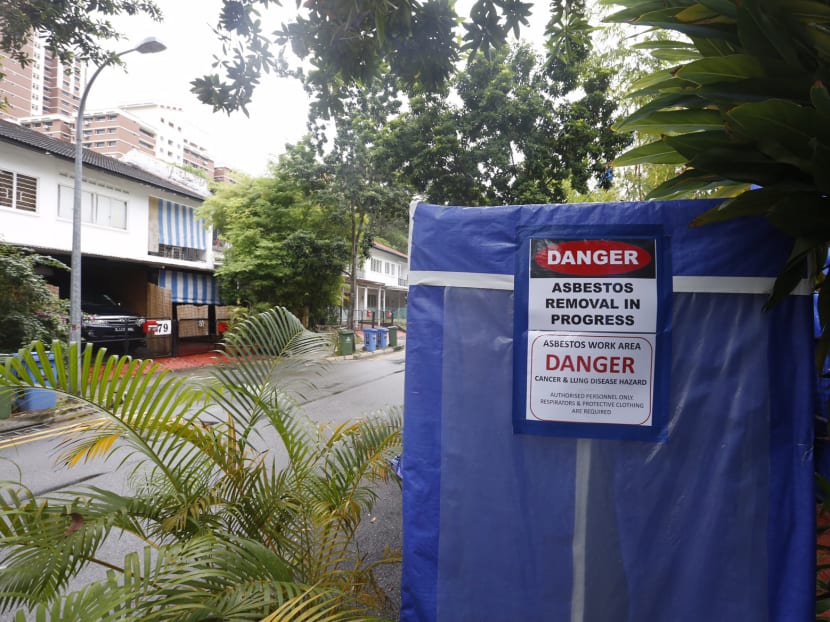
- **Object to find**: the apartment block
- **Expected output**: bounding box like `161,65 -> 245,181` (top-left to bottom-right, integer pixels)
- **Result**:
121,103 -> 214,178
1,45 -> 218,181
0,39 -> 83,120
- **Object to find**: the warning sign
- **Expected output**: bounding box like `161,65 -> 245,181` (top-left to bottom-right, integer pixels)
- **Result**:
514,230 -> 669,440
527,333 -> 654,425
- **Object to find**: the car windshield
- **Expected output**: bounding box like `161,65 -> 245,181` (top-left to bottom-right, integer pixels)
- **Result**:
82,293 -> 127,315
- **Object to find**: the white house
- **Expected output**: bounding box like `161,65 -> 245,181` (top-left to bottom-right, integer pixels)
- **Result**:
354,241 -> 408,326
0,118 -> 224,353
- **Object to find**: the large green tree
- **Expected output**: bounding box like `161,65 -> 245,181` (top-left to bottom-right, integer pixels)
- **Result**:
200,160 -> 349,326
283,82 -> 413,328
380,41 -> 629,206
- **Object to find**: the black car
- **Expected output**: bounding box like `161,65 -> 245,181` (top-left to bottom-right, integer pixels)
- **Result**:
81,293 -> 146,352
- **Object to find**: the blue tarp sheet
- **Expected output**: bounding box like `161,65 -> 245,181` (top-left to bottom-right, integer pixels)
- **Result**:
401,200 -> 815,622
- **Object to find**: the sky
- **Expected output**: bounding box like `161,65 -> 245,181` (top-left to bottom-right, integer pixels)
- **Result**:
87,0 -> 550,176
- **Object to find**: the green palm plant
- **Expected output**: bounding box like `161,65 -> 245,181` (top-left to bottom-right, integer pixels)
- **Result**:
604,0 -> 830,318
0,307 -> 402,621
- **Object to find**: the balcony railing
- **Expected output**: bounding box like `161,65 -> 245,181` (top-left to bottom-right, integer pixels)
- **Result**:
149,245 -> 206,262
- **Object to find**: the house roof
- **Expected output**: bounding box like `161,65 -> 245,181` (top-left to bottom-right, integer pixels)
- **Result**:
0,118 -> 208,202
372,241 -> 408,260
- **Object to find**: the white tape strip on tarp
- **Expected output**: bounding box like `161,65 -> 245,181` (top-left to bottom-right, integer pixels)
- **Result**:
673,276 -> 813,295
409,271 -> 813,295
409,271 -> 515,290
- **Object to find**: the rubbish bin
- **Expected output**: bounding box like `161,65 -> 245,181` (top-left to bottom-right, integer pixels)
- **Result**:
338,329 -> 355,356
388,326 -> 398,348
0,355 -> 11,419
377,327 -> 389,349
0,387 -> 10,420
17,352 -> 56,412
363,328 -> 377,352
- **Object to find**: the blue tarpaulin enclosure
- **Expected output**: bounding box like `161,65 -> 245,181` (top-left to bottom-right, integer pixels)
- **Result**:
402,200 -> 815,622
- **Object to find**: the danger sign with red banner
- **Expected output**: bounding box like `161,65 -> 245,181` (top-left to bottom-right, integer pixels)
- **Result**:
515,227 -> 670,441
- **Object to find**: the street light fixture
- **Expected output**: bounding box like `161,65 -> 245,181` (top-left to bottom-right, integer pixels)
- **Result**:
69,37 -> 166,372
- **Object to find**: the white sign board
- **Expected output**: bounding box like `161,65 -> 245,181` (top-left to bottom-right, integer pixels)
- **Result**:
514,232 -> 670,441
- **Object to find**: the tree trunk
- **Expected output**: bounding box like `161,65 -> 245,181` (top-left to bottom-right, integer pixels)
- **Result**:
348,214 -> 359,329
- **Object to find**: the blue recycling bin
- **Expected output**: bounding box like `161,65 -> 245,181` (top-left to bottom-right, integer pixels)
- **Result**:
17,352 -> 56,411
363,328 -> 377,352
377,327 -> 389,349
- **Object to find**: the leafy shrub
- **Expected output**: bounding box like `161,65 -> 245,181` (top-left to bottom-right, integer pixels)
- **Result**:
0,244 -> 68,352
0,308 -> 402,620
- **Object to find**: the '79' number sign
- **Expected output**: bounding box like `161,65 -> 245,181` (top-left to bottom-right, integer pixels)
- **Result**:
144,319 -> 172,336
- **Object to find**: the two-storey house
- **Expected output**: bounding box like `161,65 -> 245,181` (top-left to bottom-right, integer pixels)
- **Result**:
0,118 -> 224,355
354,241 -> 408,326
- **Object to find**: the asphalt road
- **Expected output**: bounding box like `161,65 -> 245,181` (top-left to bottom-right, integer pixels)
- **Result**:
0,349 -> 406,621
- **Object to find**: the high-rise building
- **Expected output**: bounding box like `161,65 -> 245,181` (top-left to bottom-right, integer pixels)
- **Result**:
120,103 -> 214,178
213,166 -> 240,185
0,38 -> 85,120
0,43 -> 218,180
16,109 -> 159,160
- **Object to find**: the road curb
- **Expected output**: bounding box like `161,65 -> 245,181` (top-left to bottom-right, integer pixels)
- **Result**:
327,343 -> 405,361
1,345 -> 405,433
0,402 -> 93,435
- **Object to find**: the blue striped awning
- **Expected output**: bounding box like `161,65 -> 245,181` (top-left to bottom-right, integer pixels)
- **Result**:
157,198 -> 208,250
159,269 -> 221,305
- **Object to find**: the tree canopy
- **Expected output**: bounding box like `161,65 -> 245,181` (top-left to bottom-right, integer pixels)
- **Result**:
200,155 -> 350,326
0,0 -> 561,117
380,41 -> 629,206
192,0 -> 540,116
0,0 -> 161,67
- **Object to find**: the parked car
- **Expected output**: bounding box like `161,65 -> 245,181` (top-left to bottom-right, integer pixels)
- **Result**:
82,293 -> 146,353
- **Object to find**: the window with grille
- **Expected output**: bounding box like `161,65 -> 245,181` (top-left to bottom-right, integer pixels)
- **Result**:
370,258 -> 382,272
0,169 -> 38,212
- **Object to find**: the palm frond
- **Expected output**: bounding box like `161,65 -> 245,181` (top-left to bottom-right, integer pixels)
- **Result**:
0,483 -> 121,612
315,409 -> 403,528
19,535 -> 305,622
1,342 -> 212,494
207,308 -> 333,433
0,307 -> 402,620
13,575 -> 128,622
260,584 -> 393,622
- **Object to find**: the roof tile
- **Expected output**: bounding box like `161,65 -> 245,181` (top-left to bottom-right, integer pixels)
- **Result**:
0,118 -> 207,201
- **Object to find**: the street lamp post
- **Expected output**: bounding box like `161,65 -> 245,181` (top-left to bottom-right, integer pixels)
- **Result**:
69,38 -> 166,366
